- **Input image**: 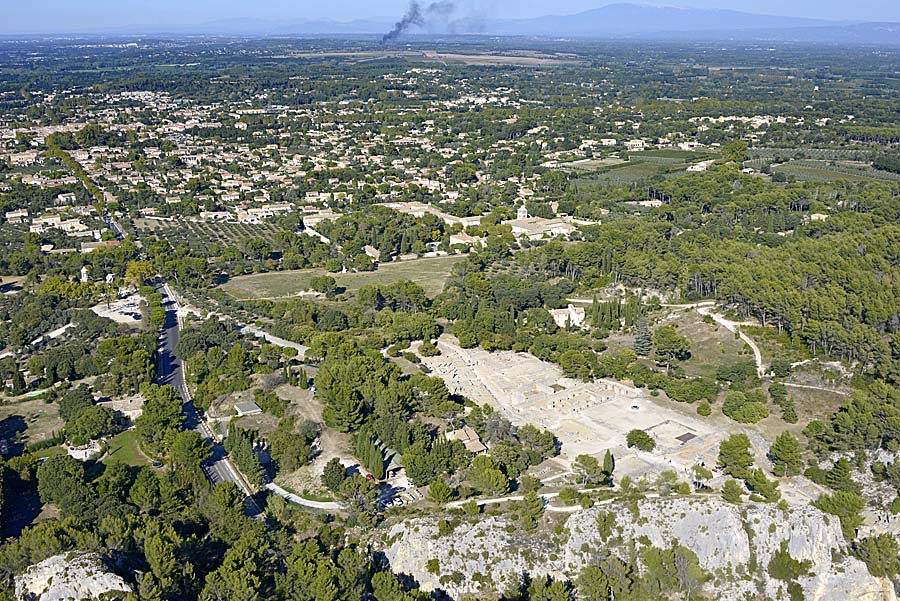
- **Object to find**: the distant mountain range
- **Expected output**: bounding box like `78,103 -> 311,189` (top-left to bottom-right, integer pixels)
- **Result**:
22,3 -> 900,46
464,4 -> 839,37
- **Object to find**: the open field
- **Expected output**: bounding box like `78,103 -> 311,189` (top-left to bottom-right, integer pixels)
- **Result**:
220,254 -> 465,299
659,309 -> 754,379
133,218 -> 285,254
276,384 -> 354,496
420,50 -> 584,66
772,160 -> 900,183
573,160 -> 684,186
268,50 -> 585,66
0,398 -> 63,449
102,429 -> 151,467
741,325 -> 810,365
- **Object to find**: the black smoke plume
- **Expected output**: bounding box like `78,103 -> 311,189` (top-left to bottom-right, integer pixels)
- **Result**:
382,1 -> 457,43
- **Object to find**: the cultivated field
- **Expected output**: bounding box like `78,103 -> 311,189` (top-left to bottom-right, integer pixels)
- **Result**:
773,160 -> 900,182
220,254 -> 465,299
573,160 -> 684,186
133,218 -> 286,254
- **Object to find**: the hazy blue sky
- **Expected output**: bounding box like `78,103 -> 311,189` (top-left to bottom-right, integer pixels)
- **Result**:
6,1 -> 900,34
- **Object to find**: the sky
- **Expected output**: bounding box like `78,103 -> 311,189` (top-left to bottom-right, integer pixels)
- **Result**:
5,0 -> 900,34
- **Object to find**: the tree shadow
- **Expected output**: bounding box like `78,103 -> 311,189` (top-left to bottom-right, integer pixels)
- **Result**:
370,552 -> 452,600
0,469 -> 42,538
0,415 -> 27,458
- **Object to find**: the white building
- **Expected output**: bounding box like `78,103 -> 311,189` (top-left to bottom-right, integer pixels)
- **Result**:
625,139 -> 646,151
549,304 -> 586,329
504,217 -> 577,241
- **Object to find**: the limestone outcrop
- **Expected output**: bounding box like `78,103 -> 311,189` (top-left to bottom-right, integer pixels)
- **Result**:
381,497 -> 896,600
15,552 -> 133,601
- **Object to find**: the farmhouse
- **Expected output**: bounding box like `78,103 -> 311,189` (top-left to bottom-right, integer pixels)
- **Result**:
549,304 -> 586,329
445,426 -> 487,454
504,217 -> 577,241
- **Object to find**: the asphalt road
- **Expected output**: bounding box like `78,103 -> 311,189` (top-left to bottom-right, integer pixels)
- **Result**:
156,283 -> 262,517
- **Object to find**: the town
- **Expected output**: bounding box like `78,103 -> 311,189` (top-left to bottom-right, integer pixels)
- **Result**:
0,17 -> 899,601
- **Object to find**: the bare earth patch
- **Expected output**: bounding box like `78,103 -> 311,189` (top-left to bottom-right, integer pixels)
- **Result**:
275,384 -> 353,495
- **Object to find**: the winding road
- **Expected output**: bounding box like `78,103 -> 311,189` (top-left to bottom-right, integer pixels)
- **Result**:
265,482 -> 343,511
157,283 -> 263,517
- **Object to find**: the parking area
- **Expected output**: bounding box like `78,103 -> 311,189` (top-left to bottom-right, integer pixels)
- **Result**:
91,292 -> 143,326
378,474 -> 423,510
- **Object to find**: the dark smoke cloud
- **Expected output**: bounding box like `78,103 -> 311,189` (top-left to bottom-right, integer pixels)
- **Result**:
382,1 -> 459,43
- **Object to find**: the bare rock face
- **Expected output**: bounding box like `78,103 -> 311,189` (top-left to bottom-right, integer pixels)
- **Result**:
15,552 -> 133,601
380,497 -> 896,600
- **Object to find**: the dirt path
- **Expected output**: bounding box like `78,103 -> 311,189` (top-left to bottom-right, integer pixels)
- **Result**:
783,382 -> 850,397
693,306 -> 765,378
571,298 -> 764,374
265,482 -> 342,511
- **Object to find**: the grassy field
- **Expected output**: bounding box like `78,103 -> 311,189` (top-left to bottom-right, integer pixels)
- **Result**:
742,325 -> 810,365
102,429 -> 151,467
665,309 -> 753,379
0,398 -> 63,447
220,254 -> 465,300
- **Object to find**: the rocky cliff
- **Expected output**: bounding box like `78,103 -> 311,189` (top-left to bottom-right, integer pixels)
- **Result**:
15,552 -> 133,601
380,497 -> 896,600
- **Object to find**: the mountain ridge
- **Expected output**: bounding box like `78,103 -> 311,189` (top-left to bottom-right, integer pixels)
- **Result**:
7,3 -> 900,46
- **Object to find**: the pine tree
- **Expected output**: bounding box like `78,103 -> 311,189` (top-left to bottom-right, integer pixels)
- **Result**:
826,457 -> 853,492
428,476 -> 455,503
722,478 -> 744,504
519,491 -> 544,530
769,431 -> 803,477
718,433 -> 754,479
781,398 -> 798,423
633,318 -> 653,357
322,457 -> 347,492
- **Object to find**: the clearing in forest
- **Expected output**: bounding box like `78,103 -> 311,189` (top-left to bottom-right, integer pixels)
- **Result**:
220,254 -> 465,300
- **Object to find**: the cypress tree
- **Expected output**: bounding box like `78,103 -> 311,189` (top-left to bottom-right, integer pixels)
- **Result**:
602,450 -> 615,485
634,318 -> 653,357
298,368 -> 309,390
